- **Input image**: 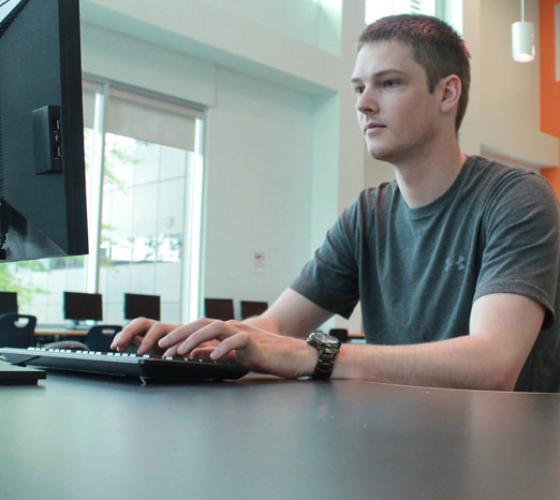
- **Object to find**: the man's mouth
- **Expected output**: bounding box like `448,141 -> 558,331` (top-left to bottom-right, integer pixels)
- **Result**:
364,123 -> 386,135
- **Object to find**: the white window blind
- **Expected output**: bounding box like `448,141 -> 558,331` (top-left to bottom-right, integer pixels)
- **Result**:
105,87 -> 200,151
81,81 -> 201,151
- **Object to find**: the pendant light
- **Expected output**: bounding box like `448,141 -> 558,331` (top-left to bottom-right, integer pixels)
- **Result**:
512,0 -> 535,62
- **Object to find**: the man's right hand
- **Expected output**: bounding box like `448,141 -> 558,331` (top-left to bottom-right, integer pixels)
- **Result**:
111,317 -> 227,358
111,317 -> 182,355
111,289 -> 333,357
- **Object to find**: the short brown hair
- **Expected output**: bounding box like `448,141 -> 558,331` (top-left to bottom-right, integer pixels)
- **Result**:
358,14 -> 471,132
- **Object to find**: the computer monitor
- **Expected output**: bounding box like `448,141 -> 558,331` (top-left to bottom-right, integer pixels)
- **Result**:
124,293 -> 161,321
0,291 -> 18,315
240,300 -> 268,320
63,291 -> 102,323
0,0 -> 88,262
204,298 -> 235,321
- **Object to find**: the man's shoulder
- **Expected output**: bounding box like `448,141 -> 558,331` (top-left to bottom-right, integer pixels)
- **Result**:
462,156 -> 559,237
335,181 -> 398,235
463,155 -> 553,202
357,180 -> 398,208
466,155 -> 543,184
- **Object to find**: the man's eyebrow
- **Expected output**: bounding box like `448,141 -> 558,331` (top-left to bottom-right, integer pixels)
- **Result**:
350,69 -> 407,83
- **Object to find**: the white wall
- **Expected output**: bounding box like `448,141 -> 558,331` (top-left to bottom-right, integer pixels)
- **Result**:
461,0 -> 559,166
80,12 -> 326,322
479,0 -> 557,167
202,0 -> 342,55
79,0 -> 368,328
80,0 -> 343,94
78,0 -> 559,332
203,67 -> 314,312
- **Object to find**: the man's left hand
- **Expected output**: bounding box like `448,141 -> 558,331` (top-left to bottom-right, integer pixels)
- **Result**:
158,319 -> 319,378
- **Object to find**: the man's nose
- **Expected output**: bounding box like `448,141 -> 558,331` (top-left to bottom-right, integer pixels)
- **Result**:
356,89 -> 379,115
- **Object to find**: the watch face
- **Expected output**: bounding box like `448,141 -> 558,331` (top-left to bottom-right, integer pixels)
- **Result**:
307,331 -> 341,379
313,332 -> 340,347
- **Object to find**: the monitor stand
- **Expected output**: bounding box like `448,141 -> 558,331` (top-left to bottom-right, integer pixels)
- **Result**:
0,202 -> 66,263
66,320 -> 93,331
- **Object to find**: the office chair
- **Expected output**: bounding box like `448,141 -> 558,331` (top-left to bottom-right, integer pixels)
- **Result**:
86,325 -> 122,352
204,298 -> 235,321
240,300 -> 268,320
329,328 -> 349,343
0,313 -> 37,348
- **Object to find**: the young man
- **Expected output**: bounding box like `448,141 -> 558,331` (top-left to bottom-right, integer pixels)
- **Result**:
112,15 -> 560,392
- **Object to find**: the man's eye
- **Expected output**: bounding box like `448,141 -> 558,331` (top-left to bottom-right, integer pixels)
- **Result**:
353,86 -> 365,95
382,79 -> 399,88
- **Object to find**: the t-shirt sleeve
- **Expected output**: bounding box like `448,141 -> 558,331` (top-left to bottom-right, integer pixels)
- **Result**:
474,172 -> 560,327
290,197 -> 362,319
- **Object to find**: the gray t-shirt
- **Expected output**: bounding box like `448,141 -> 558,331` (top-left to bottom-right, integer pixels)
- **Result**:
291,156 -> 560,392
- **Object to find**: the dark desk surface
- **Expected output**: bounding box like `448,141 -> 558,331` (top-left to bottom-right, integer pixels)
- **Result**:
1,374 -> 560,500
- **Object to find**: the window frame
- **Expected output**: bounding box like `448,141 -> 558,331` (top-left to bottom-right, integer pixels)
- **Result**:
82,77 -> 205,323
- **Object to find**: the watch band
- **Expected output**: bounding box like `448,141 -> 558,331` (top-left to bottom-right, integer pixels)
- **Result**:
306,332 -> 341,379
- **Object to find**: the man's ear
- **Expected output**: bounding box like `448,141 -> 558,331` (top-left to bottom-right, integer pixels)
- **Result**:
440,75 -> 461,115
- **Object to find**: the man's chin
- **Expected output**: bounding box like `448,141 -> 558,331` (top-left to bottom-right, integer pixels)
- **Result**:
367,146 -> 393,162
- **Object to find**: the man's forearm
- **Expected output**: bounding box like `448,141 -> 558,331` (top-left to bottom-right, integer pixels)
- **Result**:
241,289 -> 333,339
242,314 -> 316,339
242,315 -> 280,334
332,335 -> 520,391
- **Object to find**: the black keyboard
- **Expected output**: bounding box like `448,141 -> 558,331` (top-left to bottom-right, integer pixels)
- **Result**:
0,347 -> 249,382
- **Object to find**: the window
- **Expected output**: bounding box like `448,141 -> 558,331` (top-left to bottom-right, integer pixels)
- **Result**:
1,81 -> 205,325
364,0 -> 462,34
365,0 -> 436,24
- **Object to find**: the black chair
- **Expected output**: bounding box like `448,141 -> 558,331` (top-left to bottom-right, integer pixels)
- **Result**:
0,313 -> 37,348
86,325 -> 122,352
329,328 -> 349,343
204,298 -> 235,321
240,300 -> 268,320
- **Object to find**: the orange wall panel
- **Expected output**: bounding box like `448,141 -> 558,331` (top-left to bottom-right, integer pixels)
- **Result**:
540,0 -> 560,137
541,167 -> 560,199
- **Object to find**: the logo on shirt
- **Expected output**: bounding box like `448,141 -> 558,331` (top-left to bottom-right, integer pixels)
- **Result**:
444,256 -> 465,273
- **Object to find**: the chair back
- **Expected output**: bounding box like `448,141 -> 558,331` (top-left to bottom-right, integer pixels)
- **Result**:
329,328 -> 349,343
0,313 -> 37,348
86,325 -> 122,352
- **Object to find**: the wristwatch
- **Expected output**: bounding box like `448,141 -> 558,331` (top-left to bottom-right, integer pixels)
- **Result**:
306,331 -> 341,379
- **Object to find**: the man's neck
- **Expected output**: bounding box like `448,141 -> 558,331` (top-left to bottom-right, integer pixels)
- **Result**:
393,140 -> 467,209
